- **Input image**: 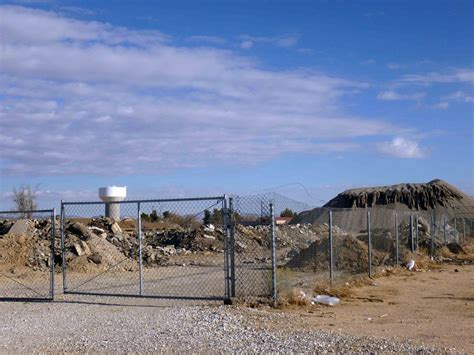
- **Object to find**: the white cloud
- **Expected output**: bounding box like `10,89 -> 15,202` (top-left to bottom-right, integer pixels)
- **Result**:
361,59 -> 376,65
240,40 -> 253,49
377,137 -> 427,158
377,91 -> 426,101
443,91 -> 474,103
187,35 -> 227,45
275,35 -> 299,48
387,62 -> 401,70
429,102 -> 449,110
238,34 -> 300,49
399,68 -> 474,85
0,5 -> 169,46
0,5 -> 402,176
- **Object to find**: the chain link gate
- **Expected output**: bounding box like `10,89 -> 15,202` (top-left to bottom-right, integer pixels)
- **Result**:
227,195 -> 273,303
61,197 -> 230,302
0,209 -> 56,301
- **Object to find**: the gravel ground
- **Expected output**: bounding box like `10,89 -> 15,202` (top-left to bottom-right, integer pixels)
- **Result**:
0,301 -> 444,353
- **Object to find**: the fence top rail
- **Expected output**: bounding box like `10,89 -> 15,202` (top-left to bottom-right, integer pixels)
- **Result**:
0,209 -> 54,214
61,196 -> 226,206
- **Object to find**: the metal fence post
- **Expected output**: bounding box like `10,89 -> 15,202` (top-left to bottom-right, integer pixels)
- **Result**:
60,202 -> 67,293
409,214 -> 414,252
454,217 -> 457,241
367,210 -> 372,278
137,202 -> 143,296
229,197 -> 236,298
328,210 -> 334,283
51,208 -> 56,300
223,197 -> 230,302
270,203 -> 277,307
415,215 -> 419,251
395,213 -> 399,266
463,218 -> 466,245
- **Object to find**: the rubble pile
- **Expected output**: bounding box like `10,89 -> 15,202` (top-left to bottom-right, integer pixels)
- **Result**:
0,218 -> 57,272
286,232 -> 388,271
0,217 -> 229,273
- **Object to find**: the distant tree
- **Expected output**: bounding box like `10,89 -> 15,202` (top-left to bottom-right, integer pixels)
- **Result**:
12,184 -> 38,218
162,211 -> 170,219
203,209 -> 211,225
150,209 -> 159,222
140,212 -> 150,222
210,208 -> 223,225
280,208 -> 295,218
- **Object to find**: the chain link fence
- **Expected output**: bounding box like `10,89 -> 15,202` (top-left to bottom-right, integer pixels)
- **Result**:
0,209 -> 56,300
61,197 -> 228,303
228,193 -> 313,304
229,197 -> 474,305
0,198 -> 471,306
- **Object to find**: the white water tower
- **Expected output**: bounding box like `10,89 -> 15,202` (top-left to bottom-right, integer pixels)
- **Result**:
98,186 -> 127,221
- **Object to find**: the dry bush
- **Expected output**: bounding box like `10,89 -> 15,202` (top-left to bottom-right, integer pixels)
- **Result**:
403,249 -> 440,270
165,213 -> 201,229
279,288 -> 309,306
447,240 -> 474,262
313,280 -> 356,299
12,184 -> 38,217
142,214 -> 202,230
437,246 -> 455,259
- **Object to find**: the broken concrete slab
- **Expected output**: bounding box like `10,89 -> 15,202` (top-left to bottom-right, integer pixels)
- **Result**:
8,219 -> 34,236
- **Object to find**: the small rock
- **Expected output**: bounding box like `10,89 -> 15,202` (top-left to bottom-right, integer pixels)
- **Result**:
88,252 -> 102,264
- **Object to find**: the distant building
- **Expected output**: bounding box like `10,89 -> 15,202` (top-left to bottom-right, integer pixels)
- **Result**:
275,216 -> 292,225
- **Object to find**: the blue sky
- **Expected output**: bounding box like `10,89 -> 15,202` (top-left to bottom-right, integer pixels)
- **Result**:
0,0 -> 472,209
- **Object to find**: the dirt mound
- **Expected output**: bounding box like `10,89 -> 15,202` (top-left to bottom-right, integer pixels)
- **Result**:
286,234 -> 389,272
293,180 -> 473,232
324,179 -> 472,210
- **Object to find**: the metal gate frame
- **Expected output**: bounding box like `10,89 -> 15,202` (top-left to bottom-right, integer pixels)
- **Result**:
0,209 -> 56,301
61,196 -> 231,301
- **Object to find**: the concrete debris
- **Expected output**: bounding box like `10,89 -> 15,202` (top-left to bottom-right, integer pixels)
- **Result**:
7,219 -> 34,236
163,245 -> 176,255
204,224 -> 215,232
73,243 -> 85,256
69,222 -> 94,240
110,222 -> 122,235
89,226 -> 105,234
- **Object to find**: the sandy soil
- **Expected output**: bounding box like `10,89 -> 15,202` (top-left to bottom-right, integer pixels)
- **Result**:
259,263 -> 474,352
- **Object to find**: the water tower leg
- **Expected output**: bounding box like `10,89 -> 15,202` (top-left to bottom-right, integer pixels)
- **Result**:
105,203 -> 121,221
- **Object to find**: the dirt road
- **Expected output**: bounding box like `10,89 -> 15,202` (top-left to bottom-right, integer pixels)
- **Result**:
259,263 -> 474,352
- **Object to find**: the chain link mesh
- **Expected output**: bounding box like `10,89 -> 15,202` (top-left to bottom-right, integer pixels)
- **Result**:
230,194 -> 272,302
62,197 -> 227,303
